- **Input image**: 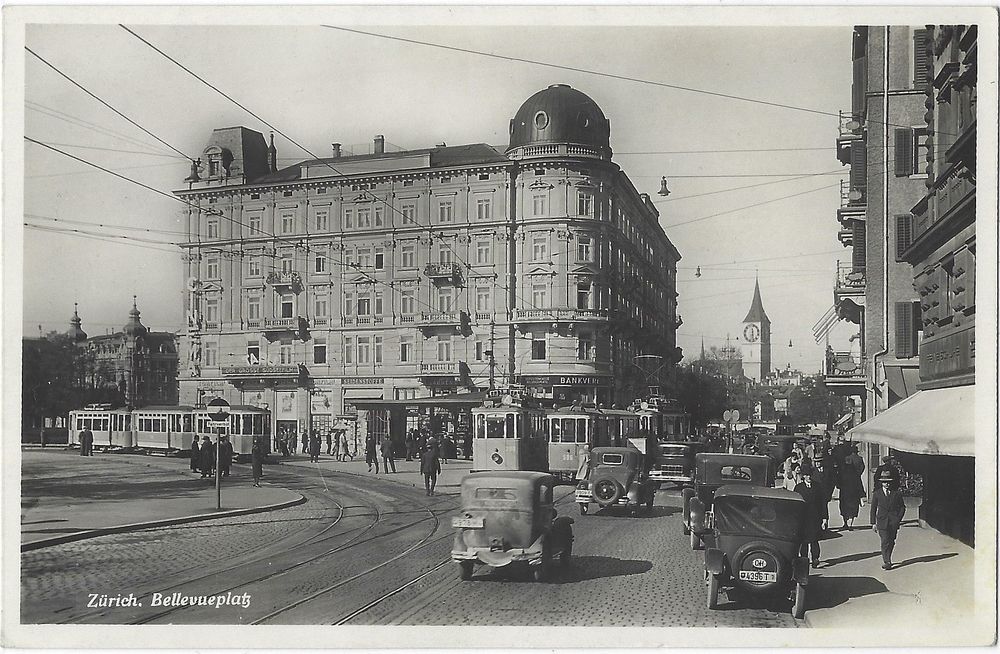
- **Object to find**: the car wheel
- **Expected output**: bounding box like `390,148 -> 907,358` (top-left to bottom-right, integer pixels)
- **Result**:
592,478 -> 623,506
579,503 -> 589,516
792,583 -> 807,619
458,561 -> 474,581
707,573 -> 720,610
690,530 -> 702,550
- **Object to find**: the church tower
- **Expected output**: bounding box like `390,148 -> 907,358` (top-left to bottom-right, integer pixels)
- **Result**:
741,278 -> 771,382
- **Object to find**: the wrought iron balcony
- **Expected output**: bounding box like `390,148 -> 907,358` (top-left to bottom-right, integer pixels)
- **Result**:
834,261 -> 866,300
266,271 -> 303,292
836,110 -> 864,164
424,262 -> 463,283
822,351 -> 867,389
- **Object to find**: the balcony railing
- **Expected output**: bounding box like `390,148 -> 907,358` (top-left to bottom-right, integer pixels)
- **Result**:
838,110 -> 864,140
834,261 -> 866,297
512,308 -> 609,323
266,271 -> 303,291
418,310 -> 466,328
424,262 -> 463,282
823,352 -> 868,384
263,317 -> 303,332
474,311 -> 493,323
420,361 -> 463,376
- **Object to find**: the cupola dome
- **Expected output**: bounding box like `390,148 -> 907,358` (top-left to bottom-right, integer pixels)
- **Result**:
507,84 -> 611,159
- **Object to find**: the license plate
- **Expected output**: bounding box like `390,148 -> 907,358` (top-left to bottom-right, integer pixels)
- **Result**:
452,517 -> 484,529
739,570 -> 777,583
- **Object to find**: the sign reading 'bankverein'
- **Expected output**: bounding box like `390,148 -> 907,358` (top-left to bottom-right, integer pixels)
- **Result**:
518,375 -> 612,386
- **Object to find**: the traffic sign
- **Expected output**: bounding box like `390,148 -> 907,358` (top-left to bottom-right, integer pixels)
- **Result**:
208,397 -> 230,423
723,410 -> 732,423
732,409 -> 741,423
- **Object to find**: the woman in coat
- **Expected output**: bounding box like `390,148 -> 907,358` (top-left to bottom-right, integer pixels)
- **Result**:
198,435 -> 215,478
251,440 -> 264,487
420,441 -> 442,496
837,443 -> 866,530
190,436 -> 200,472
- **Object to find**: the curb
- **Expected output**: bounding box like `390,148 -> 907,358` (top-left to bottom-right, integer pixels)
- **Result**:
21,492 -> 307,553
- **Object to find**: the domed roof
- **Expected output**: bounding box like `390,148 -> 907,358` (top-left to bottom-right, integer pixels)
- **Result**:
123,297 -> 148,338
507,84 -> 610,153
66,303 -> 87,342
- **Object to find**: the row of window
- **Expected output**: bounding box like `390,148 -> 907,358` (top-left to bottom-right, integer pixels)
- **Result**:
200,191 -> 599,239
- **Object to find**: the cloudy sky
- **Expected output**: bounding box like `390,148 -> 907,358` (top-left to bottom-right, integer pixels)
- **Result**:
18,11 -> 863,371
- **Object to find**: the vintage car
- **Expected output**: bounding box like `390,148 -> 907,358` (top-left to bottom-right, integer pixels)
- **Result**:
682,453 -> 775,550
649,440 -> 700,486
759,433 -> 808,470
451,471 -> 574,582
575,446 -> 657,516
703,485 -> 809,619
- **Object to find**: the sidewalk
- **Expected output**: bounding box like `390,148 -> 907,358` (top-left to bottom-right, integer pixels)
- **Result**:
804,495 -> 982,639
21,448 -> 303,549
274,450 -> 472,495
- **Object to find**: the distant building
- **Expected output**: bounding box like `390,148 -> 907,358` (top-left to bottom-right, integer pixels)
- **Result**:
764,365 -> 803,388
74,300 -> 179,408
172,85 -> 682,438
739,278 -> 771,383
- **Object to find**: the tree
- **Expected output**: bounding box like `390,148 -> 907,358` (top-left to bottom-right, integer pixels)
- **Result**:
667,364 -> 729,428
788,375 -> 846,426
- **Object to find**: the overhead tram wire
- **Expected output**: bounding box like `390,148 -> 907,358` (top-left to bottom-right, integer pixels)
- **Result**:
35,142 -> 186,158
27,160 -> 186,179
26,46 -> 192,161
319,25 -> 955,138
25,101 -> 182,157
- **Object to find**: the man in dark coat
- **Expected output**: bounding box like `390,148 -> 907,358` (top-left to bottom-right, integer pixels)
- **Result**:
871,469 -> 906,569
811,453 -> 835,531
380,435 -> 396,473
79,428 -> 94,456
420,441 -> 442,496
251,440 -> 264,487
309,430 -> 321,463
199,435 -> 215,478
190,436 -> 200,472
365,433 -> 380,473
793,463 -> 826,567
404,430 -> 416,461
218,435 -> 234,477
301,430 -> 310,454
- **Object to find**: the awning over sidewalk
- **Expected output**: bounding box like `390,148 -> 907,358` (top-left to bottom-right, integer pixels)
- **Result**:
847,385 -> 974,456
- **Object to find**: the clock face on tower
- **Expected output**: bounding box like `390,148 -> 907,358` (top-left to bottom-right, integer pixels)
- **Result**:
744,324 -> 760,343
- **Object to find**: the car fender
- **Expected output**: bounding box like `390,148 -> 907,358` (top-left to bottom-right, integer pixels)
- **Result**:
681,488 -> 695,526
705,548 -> 726,575
792,555 -> 810,584
627,482 -> 641,503
689,497 -> 706,533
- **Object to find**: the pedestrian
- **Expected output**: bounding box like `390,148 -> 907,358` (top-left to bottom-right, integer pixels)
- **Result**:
251,439 -> 264,487
218,435 -> 233,477
365,433 -> 380,473
331,430 -> 341,459
309,430 -> 321,463
871,469 -> 906,570
301,430 -> 310,454
190,435 -> 200,472
278,429 -> 290,457
199,435 -> 214,478
463,430 -> 473,460
420,440 -> 442,496
325,430 -> 333,456
794,463 -> 825,568
783,460 -> 801,491
440,434 -> 453,464
339,431 -> 352,461
289,430 -> 298,456
404,430 -> 416,461
837,443 -> 866,530
811,454 -> 834,531
380,435 -> 396,473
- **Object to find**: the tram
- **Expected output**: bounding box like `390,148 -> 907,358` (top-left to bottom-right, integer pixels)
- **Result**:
545,406 -> 640,481
471,390 -> 547,473
68,404 -> 270,458
631,396 -> 692,441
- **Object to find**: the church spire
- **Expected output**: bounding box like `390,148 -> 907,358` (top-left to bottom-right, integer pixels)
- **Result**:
699,336 -> 706,360
742,276 -> 770,323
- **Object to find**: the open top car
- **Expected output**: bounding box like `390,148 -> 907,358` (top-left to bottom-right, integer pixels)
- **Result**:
682,453 -> 775,550
649,441 -> 701,487
575,446 -> 657,516
451,471 -> 574,582
703,484 -> 809,619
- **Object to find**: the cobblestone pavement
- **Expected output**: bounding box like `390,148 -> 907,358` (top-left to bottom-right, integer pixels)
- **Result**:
23,460 -> 798,628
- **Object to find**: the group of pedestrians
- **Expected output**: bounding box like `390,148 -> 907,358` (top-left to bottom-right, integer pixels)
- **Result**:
77,428 -> 95,456
189,434 -> 233,479
782,435 -> 907,570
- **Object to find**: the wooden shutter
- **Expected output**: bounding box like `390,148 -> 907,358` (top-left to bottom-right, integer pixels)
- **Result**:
849,141 -> 867,195
913,29 -> 931,88
894,301 -> 920,358
852,56 -> 868,116
894,128 -> 914,177
851,221 -> 866,271
895,214 -> 913,260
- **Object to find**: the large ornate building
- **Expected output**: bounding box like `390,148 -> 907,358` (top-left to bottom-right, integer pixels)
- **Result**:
174,85 -> 682,436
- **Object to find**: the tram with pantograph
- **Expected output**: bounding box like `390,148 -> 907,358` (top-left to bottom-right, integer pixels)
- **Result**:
471,389 -> 547,473
545,405 -> 640,482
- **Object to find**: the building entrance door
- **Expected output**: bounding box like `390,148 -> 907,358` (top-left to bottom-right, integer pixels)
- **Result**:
276,419 -> 297,452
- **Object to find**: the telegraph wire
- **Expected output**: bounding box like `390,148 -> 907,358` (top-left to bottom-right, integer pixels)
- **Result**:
27,161 -> 186,179
655,168 -> 847,203
25,101 -> 181,157
34,142 -> 186,158
617,146 -> 833,155
666,181 -> 840,229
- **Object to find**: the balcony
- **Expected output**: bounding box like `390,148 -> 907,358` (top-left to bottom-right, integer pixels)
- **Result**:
513,308 -> 609,327
417,310 -> 467,330
419,361 -> 466,377
833,261 -> 866,302
266,271 -> 303,293
836,110 -> 864,164
424,262 -> 463,284
822,351 -> 867,391
262,316 -> 305,333
837,179 -> 866,225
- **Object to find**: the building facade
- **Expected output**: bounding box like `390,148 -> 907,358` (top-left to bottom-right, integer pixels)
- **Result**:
174,85 -> 682,437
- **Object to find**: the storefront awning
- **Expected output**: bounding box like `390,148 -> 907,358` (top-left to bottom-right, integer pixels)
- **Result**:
349,392 -> 487,410
343,390 -> 383,400
847,385 -> 974,456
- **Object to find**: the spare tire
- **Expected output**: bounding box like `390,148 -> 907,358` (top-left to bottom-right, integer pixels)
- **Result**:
592,478 -> 623,506
732,541 -> 787,594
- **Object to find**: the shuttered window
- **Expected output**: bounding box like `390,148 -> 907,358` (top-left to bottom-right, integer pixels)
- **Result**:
913,28 -> 931,88
895,214 -> 913,260
849,141 -> 867,195
894,301 -> 921,358
894,128 -> 914,176
851,221 -> 866,271
851,56 -> 868,116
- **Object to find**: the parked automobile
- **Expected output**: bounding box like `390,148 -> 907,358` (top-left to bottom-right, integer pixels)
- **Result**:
682,453 -> 775,550
758,433 -> 802,470
451,471 -> 574,582
703,485 -> 809,619
649,441 -> 700,487
576,446 -> 657,516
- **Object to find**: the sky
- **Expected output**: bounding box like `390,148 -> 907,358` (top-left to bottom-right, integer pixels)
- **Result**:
19,17 -> 860,372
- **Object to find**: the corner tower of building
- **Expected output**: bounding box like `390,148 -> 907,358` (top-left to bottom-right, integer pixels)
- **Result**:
741,278 -> 771,382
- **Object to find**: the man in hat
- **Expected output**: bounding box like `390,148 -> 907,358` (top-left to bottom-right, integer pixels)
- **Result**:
199,435 -> 215,478
811,452 -> 835,531
218,435 -> 234,477
794,463 -> 825,567
870,469 -> 906,569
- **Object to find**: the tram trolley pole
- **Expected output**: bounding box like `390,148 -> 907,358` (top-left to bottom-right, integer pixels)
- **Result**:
208,397 -> 231,511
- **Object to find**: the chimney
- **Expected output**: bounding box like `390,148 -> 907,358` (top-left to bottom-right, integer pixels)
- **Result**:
331,143 -> 342,158
374,135 -> 385,155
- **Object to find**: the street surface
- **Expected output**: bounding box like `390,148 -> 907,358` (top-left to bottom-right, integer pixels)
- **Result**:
21,455 -> 799,627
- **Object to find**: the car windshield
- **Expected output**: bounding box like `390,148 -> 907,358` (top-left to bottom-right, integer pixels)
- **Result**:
714,496 -> 803,540
600,453 -> 624,465
660,445 -> 690,456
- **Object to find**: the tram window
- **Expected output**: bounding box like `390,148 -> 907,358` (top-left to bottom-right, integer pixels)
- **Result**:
506,413 -> 515,438
475,415 -> 485,438
486,416 -> 506,438
576,418 -> 587,443
559,419 -> 575,443
101,418 -> 109,431
549,418 -> 559,442
183,415 -> 192,432
244,416 -> 254,435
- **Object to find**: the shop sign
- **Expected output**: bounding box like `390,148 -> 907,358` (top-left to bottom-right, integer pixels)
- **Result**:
920,326 -> 974,381
423,377 -> 457,387
310,391 -> 334,412
342,377 -> 384,386
313,379 -> 338,387
519,374 -> 612,387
